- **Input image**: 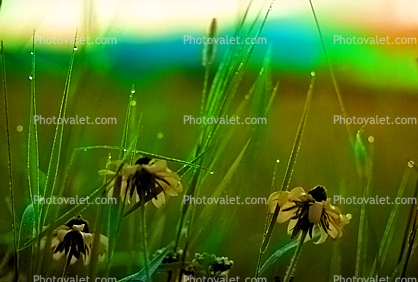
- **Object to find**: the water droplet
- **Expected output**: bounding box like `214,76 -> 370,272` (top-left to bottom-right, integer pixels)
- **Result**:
245,94 -> 250,100
123,149 -> 127,152
30,52 -> 33,55
276,159 -> 280,163
29,75 -> 33,80
310,71 -> 316,77
130,100 -> 136,106
368,136 -> 374,143
16,125 -> 23,132
73,46 -> 78,51
157,132 -> 164,139
408,160 -> 415,168
210,171 -> 215,175
83,149 -> 87,152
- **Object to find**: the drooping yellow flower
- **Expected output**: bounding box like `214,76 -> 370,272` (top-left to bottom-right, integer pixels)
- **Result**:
100,157 -> 183,209
42,216 -> 108,266
267,186 -> 351,244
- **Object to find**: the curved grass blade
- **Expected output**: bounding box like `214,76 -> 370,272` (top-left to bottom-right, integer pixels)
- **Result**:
41,34 -> 78,226
27,31 -> 41,237
354,128 -> 374,277
189,137 -> 252,247
308,0 -> 353,147
1,40 -> 18,279
369,163 -> 411,276
118,245 -> 171,282
17,204 -> 35,278
255,72 -> 315,276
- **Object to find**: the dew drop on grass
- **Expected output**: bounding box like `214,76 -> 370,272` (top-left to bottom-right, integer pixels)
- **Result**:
210,171 -> 215,175
276,159 -> 280,163
130,100 -> 136,106
408,160 -> 415,168
157,132 -> 164,139
29,75 -> 33,80
245,94 -> 250,100
16,125 -> 23,132
310,71 -> 316,77
368,136 -> 374,143
30,52 -> 33,55
74,46 -> 78,51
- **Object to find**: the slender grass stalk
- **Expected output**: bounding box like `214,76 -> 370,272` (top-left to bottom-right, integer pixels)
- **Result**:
398,161 -> 418,263
308,0 -> 353,147
355,131 -> 374,277
1,40 -> 18,280
200,18 -> 217,118
255,160 -> 279,276
256,72 -> 315,276
401,207 -> 418,277
140,189 -> 151,282
283,230 -> 308,282
41,33 -> 78,227
369,163 -> 411,276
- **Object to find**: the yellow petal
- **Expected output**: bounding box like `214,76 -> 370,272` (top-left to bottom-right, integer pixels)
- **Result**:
308,202 -> 324,224
152,193 -> 166,209
288,187 -> 306,201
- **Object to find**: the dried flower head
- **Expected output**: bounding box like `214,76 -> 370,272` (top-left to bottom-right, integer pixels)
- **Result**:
267,186 -> 351,244
100,157 -> 183,209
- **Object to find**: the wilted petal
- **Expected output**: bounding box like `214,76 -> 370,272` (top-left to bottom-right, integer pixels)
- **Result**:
267,191 -> 289,213
287,219 -> 298,235
277,202 -> 297,223
152,192 -> 166,209
314,225 -> 329,244
308,202 -> 324,224
288,187 -> 306,201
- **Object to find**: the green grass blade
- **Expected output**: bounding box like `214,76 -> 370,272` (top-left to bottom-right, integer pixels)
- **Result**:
354,128 -> 373,277
256,72 -> 315,276
27,31 -> 41,234
41,38 -> 77,226
1,40 -> 18,279
370,164 -> 411,276
118,245 -> 171,282
17,204 -> 35,278
308,0 -> 353,147
259,240 -> 299,276
189,137 -> 252,247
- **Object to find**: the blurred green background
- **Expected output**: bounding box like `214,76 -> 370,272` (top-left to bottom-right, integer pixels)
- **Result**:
1,0 -> 418,280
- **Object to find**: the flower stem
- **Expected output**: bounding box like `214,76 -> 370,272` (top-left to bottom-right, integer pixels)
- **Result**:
283,230 -> 307,282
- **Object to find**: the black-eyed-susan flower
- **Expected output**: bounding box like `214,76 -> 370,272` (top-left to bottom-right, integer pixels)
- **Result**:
99,157 -> 183,209
42,216 -> 108,266
267,186 -> 351,244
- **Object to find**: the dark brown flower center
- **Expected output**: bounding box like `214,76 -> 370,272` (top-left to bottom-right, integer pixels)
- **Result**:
136,157 -> 152,165
66,216 -> 89,233
308,186 -> 327,202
